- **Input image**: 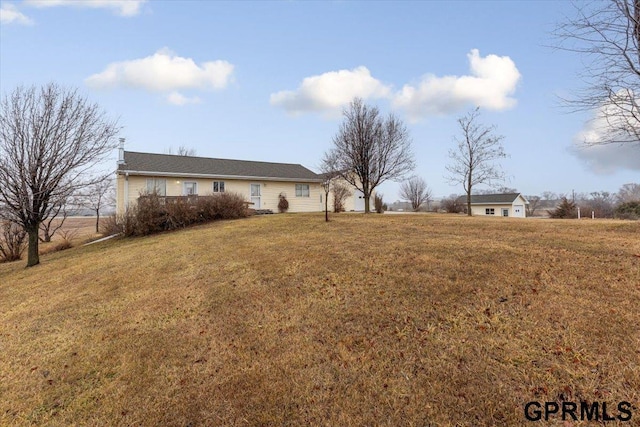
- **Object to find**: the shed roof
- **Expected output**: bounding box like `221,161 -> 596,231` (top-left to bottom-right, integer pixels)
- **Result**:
457,193 -> 527,204
117,151 -> 322,182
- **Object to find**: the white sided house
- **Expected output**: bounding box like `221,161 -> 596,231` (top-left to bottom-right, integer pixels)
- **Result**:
458,193 -> 529,218
115,149 -> 374,215
116,150 -> 327,215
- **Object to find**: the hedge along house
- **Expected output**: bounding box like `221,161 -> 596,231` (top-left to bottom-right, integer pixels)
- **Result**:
457,193 -> 529,218
115,148 -> 326,215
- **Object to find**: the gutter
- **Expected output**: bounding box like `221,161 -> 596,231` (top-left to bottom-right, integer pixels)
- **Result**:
116,169 -> 324,183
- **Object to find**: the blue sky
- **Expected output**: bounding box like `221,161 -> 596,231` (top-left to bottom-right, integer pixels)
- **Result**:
1,0 -> 638,201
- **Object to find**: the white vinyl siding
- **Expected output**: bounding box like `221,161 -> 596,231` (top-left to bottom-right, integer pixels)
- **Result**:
118,176 -> 326,215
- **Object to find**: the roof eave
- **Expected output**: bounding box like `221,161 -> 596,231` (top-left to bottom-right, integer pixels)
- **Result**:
116,169 -> 323,182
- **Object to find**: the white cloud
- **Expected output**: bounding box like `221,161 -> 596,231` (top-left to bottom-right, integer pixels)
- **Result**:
571,104 -> 640,173
166,92 -> 201,106
270,66 -> 392,116
85,48 -> 235,100
392,49 -> 521,120
25,0 -> 146,17
0,3 -> 33,25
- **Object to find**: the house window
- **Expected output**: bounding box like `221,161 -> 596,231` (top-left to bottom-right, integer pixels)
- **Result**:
295,184 -> 310,197
485,208 -> 495,215
146,178 -> 166,196
184,181 -> 197,195
212,181 -> 225,193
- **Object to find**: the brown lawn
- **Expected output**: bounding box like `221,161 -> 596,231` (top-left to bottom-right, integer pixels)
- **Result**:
0,213 -> 639,426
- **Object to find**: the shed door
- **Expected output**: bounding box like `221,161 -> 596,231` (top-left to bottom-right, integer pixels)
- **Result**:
354,190 -> 365,211
513,204 -> 524,217
250,184 -> 261,209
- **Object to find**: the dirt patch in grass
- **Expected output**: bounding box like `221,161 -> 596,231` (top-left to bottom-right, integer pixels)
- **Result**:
1,214 -> 639,426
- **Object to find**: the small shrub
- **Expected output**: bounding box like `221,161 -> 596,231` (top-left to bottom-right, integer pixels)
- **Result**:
374,194 -> 384,214
442,196 -> 463,213
549,197 -> 577,219
51,229 -> 78,252
101,215 -> 123,235
121,208 -> 138,237
0,221 -> 27,262
123,193 -> 249,237
135,193 -> 167,235
332,183 -> 352,213
197,193 -> 248,221
52,239 -> 73,252
278,193 -> 289,213
614,201 -> 640,220
166,197 -> 198,228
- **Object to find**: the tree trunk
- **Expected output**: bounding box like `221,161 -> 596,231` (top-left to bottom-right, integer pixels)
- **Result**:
325,191 -> 329,222
363,184 -> 370,214
27,227 -> 40,267
466,173 -> 473,216
95,210 -> 100,233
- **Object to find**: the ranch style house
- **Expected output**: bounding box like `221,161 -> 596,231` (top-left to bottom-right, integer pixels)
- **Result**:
115,147 -> 372,215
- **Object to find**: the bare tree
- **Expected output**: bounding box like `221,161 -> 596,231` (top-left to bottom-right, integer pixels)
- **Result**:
165,145 -> 197,156
332,182 -> 352,213
326,98 -> 415,213
0,83 -> 120,267
400,176 -> 433,211
441,194 -> 464,213
473,186 -> 517,195
319,151 -> 341,222
445,108 -> 507,216
555,0 -> 640,146
39,198 -> 69,242
616,182 -> 640,203
580,191 -> 616,218
77,177 -> 115,233
0,221 -> 26,262
525,195 -> 541,217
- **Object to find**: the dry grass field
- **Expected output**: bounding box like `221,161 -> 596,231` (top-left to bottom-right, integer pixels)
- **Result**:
37,217 -> 105,255
1,214 -> 639,426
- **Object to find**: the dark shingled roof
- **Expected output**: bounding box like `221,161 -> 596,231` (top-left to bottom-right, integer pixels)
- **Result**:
456,193 -> 526,204
117,151 -> 322,182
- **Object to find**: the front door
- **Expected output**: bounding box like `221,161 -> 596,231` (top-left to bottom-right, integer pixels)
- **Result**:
502,208 -> 509,217
250,184 -> 261,209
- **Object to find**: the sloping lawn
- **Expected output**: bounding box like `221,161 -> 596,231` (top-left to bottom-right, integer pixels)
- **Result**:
1,214 -> 639,426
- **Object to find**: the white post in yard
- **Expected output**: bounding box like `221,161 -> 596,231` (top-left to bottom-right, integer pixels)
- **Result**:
592,211 -> 595,219
577,207 -> 581,219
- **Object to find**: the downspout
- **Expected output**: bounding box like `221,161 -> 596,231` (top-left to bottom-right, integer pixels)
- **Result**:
124,172 -> 129,211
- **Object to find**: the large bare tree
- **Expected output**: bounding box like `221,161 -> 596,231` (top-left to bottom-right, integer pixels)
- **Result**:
445,108 -> 507,216
400,176 -> 432,212
555,0 -> 640,146
616,182 -> 640,202
76,177 -> 115,233
326,98 -> 415,213
0,83 -> 120,266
